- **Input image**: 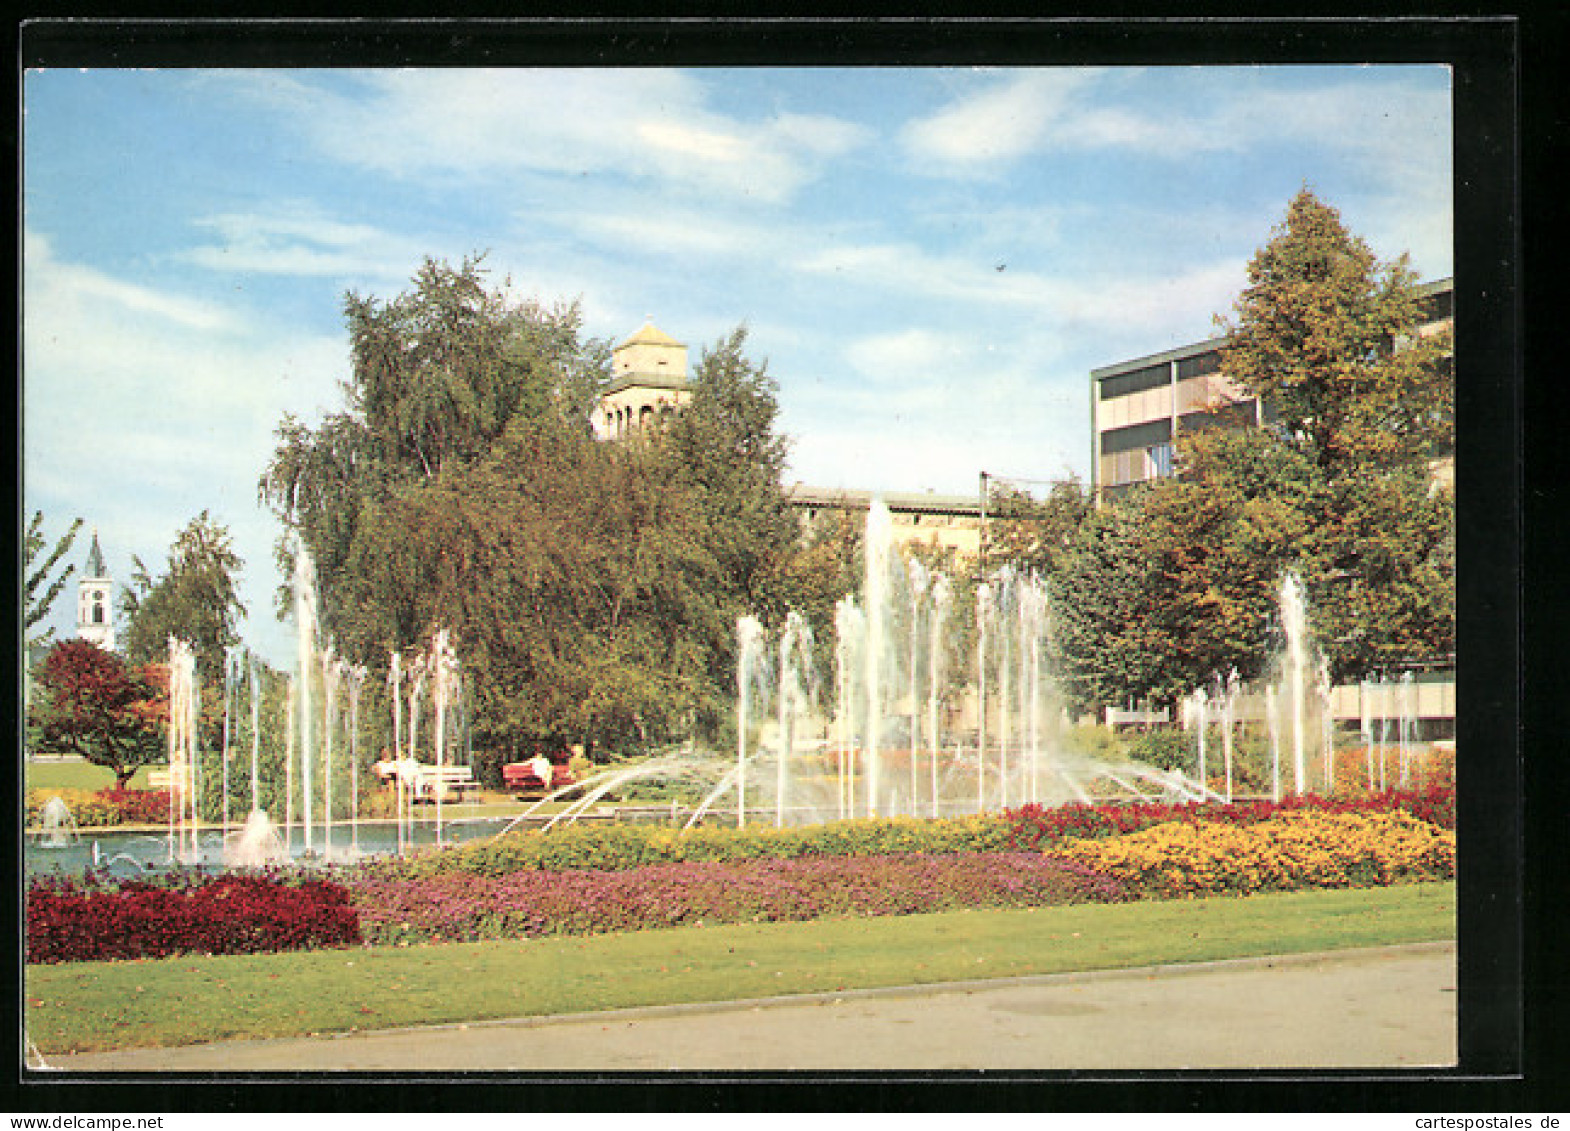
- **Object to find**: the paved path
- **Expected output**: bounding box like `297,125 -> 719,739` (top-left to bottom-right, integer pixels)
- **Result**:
38,942 -> 1456,1073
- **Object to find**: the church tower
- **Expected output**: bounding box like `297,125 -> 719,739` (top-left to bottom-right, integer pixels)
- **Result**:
593,320 -> 691,440
76,530 -> 116,651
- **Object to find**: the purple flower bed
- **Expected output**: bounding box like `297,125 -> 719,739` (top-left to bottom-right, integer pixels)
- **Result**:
350,851 -> 1127,945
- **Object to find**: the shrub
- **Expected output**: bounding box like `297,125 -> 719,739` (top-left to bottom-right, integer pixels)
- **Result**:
1052,809 -> 1455,899
372,813 -> 1017,881
26,788 -> 170,829
350,852 -> 1127,945
26,871 -> 360,964
97,789 -> 171,825
1122,729 -> 1196,773
1334,744 -> 1456,797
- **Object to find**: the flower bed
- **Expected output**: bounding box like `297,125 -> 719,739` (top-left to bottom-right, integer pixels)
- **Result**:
26,788 -> 171,829
26,872 -> 360,964
377,813 -> 1016,880
1051,809 -> 1455,899
351,851 -> 1126,945
1003,785 -> 1455,852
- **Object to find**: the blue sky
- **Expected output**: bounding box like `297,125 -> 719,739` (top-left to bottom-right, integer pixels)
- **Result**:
23,65 -> 1453,666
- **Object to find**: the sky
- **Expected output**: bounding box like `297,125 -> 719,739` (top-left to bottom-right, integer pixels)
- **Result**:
22,64 -> 1453,666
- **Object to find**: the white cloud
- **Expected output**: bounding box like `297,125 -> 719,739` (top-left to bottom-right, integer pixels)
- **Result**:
180,209 -> 430,284
25,230 -> 240,334
902,69 -> 1218,167
24,233 -> 348,664
229,69 -> 868,204
903,66 -> 1450,180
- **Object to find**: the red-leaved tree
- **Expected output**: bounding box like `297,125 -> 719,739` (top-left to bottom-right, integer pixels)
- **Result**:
29,639 -> 168,789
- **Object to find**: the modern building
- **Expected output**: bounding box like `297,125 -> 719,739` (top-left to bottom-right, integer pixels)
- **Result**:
75,530 -> 116,651
1090,277 -> 1454,501
592,320 -> 692,441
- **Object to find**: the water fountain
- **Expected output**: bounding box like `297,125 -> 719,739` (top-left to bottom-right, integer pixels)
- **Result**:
686,499 -> 1214,828
37,796 -> 79,848
224,808 -> 286,867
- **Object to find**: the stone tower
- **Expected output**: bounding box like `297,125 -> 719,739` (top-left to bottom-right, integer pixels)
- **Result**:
594,320 -> 691,440
76,530 -> 116,651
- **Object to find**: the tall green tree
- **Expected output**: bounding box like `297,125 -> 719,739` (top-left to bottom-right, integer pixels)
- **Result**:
1050,190 -> 1454,710
1217,187 -> 1453,477
1217,188 -> 1454,680
261,258 -> 800,760
119,511 -> 245,684
259,255 -> 611,633
25,511 -> 83,649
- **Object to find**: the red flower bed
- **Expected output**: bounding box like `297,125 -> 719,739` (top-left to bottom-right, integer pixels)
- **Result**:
352,852 -> 1128,945
1003,785 -> 1455,850
26,872 -> 360,964
98,789 -> 172,825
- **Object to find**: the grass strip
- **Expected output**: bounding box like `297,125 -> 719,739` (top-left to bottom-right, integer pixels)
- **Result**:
26,881 -> 1453,1055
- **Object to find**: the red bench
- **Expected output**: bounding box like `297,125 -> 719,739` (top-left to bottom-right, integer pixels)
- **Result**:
503,759 -> 577,797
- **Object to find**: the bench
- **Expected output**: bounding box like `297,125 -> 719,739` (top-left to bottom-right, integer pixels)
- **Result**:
503,760 -> 577,798
411,764 -> 480,803
148,768 -> 191,791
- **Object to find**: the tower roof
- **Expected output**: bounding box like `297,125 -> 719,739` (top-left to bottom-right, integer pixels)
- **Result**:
84,530 -> 107,578
615,321 -> 685,351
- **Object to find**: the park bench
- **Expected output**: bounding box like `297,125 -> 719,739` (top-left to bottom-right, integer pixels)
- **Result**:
503,759 -> 577,799
148,767 -> 191,791
411,764 -> 479,803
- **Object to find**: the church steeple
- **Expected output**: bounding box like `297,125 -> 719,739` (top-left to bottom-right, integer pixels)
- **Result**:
76,529 -> 116,651
85,531 -> 106,579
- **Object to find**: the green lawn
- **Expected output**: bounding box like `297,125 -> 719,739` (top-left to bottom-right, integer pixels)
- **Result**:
25,758 -> 153,792
25,881 -> 1454,1055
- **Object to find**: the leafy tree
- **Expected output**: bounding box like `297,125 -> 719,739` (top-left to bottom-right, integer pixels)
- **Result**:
25,511 -> 83,648
29,638 -> 166,788
1051,190 -> 1453,709
1216,188 -> 1454,680
986,476 -> 1093,580
1217,187 -> 1452,477
119,511 -> 246,684
260,255 -> 610,626
651,326 -> 802,739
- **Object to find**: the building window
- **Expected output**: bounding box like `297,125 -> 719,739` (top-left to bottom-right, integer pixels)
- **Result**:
1099,362 -> 1170,401
1175,351 -> 1221,380
1148,442 -> 1174,478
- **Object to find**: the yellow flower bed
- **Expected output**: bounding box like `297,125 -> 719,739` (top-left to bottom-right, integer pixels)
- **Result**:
1053,809 -> 1455,899
26,788 -> 121,828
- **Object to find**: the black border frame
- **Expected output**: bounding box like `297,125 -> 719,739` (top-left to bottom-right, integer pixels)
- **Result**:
7,13 -> 1538,1113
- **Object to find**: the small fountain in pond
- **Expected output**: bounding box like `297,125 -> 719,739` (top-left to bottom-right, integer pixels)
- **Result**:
38,796 -> 79,848
225,809 -> 286,867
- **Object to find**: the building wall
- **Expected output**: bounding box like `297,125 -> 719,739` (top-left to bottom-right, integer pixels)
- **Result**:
1091,278 -> 1453,498
788,488 -> 983,558
76,575 -> 116,651
595,382 -> 690,440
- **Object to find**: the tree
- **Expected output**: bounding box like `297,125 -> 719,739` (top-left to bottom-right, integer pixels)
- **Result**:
25,511 -> 83,648
986,476 -> 1093,580
1217,187 -> 1453,478
1051,190 -> 1454,710
29,639 -> 166,788
1217,188 -> 1454,680
260,254 -> 611,631
119,511 -> 246,684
